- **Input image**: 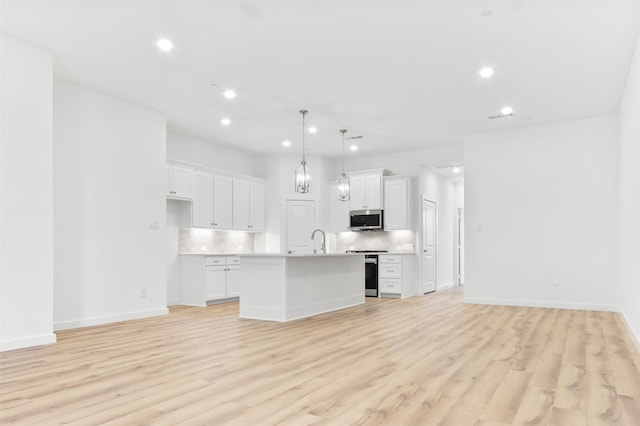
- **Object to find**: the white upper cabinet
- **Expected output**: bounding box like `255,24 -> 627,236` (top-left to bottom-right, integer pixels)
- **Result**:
232,179 -> 265,231
249,182 -> 265,231
232,179 -> 251,229
349,170 -> 384,211
213,175 -> 233,229
384,176 -> 414,230
192,172 -> 214,228
167,165 -> 193,199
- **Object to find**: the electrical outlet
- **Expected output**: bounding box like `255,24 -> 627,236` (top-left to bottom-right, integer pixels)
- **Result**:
141,289 -> 147,298
552,281 -> 560,290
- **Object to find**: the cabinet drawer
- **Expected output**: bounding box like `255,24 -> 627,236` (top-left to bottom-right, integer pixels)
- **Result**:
379,264 -> 402,278
226,256 -> 241,265
379,279 -> 401,293
205,256 -> 226,266
379,254 -> 401,264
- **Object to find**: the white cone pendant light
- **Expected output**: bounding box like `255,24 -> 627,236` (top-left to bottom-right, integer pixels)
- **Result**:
294,109 -> 311,193
338,129 -> 350,201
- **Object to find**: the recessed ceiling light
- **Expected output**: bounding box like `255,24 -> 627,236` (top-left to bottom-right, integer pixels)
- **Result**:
501,106 -> 514,115
223,90 -> 236,99
308,127 -> 317,134
453,167 -> 461,173
282,140 -> 291,147
350,145 -> 358,151
481,9 -> 493,17
479,67 -> 494,78
156,38 -> 174,52
220,118 -> 231,126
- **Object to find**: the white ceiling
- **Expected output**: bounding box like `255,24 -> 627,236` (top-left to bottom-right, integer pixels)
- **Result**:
2,1 -> 639,158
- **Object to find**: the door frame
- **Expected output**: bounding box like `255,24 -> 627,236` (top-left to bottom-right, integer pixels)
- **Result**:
421,196 -> 437,294
457,207 -> 465,287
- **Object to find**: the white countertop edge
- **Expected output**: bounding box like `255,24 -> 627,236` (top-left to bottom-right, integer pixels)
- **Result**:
179,251 -> 416,257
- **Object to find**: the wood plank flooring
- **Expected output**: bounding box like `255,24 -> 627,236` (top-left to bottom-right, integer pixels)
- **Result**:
1,289 -> 639,425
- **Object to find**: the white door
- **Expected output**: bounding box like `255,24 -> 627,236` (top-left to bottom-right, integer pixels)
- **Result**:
232,179 -> 251,230
225,265 -> 241,298
286,200 -> 316,254
422,198 -> 436,293
192,172 -> 213,228
249,182 -> 265,231
458,208 -> 465,286
205,266 -> 227,300
364,174 -> 382,209
171,166 -> 193,198
349,175 -> 367,210
213,175 -> 233,229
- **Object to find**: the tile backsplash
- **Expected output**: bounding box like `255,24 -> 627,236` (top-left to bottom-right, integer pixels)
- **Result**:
179,229 -> 265,254
334,230 -> 416,252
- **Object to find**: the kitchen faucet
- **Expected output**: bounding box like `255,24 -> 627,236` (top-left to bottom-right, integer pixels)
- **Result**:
310,229 -> 326,254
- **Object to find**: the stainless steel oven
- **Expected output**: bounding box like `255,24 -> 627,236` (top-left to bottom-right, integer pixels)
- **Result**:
364,255 -> 378,297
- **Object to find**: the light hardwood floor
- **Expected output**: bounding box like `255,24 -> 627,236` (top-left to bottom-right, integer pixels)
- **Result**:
1,289 -> 639,425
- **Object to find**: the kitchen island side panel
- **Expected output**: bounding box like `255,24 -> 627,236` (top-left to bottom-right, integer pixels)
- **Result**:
285,256 -> 365,321
239,257 -> 287,321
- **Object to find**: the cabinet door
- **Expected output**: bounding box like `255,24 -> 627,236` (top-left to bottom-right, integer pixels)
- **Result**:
213,175 -> 233,229
349,175 -> 367,210
192,172 -> 213,228
364,174 -> 382,209
225,265 -> 241,298
166,167 -> 173,196
232,179 -> 251,230
384,178 -> 408,230
249,182 -> 265,231
205,266 -> 227,300
170,166 -> 193,199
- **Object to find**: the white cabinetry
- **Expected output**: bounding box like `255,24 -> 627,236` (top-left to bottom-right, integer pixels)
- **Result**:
384,176 -> 415,230
192,172 -> 213,228
180,256 -> 241,305
167,165 -> 193,199
232,180 -> 265,231
349,170 -> 384,210
213,175 -> 233,229
378,254 -> 418,298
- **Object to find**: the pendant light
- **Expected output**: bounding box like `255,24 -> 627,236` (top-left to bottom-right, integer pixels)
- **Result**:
294,109 -> 311,193
337,129 -> 350,201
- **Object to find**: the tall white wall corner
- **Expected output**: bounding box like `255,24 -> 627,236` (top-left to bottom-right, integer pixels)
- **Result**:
0,35 -> 55,351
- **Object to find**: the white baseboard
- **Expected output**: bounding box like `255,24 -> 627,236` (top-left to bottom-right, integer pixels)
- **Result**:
1,333 -> 56,352
437,282 -> 454,291
463,296 -> 619,312
619,309 -> 640,354
54,307 -> 169,331
167,298 -> 180,306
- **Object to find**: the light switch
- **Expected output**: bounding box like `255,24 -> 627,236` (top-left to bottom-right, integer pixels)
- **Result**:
149,221 -> 160,230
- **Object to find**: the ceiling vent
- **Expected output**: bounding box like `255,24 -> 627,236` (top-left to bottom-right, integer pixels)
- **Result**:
488,113 -> 515,120
436,163 -> 464,170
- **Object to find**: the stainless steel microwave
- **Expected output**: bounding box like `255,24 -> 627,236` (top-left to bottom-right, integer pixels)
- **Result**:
349,209 -> 383,231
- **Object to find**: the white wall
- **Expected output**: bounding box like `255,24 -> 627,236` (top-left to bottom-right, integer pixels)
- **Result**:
167,134 -> 263,178
166,199 -> 191,305
419,168 -> 456,289
53,80 -> 168,330
0,36 -> 56,351
263,153 -> 334,253
464,116 -> 620,310
618,35 -> 640,344
344,145 -> 463,175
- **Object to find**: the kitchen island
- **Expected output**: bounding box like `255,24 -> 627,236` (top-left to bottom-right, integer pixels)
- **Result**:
239,253 -> 365,322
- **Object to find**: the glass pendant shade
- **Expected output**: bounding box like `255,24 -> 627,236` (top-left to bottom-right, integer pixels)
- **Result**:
338,172 -> 350,201
295,159 -> 311,193
295,109 -> 311,193
338,129 -> 350,201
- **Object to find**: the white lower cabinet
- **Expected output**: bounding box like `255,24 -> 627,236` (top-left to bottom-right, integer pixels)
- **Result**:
180,255 -> 241,306
378,254 -> 417,298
